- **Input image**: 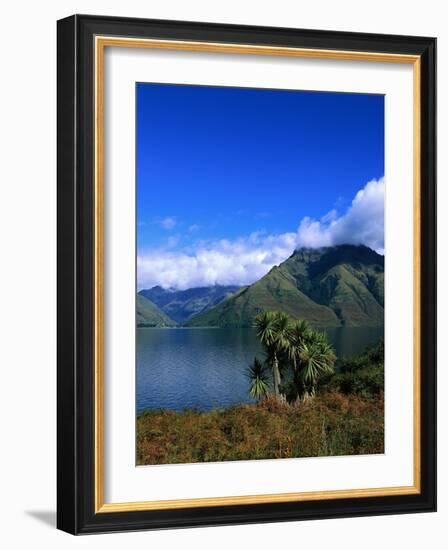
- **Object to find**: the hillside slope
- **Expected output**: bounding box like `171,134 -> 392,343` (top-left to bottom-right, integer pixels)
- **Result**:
136,294 -> 177,327
139,285 -> 240,324
186,245 -> 384,328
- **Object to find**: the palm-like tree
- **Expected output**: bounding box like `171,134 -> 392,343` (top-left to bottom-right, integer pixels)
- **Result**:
254,311 -> 291,397
251,312 -> 337,403
246,357 -> 270,401
299,334 -> 336,396
287,319 -> 311,368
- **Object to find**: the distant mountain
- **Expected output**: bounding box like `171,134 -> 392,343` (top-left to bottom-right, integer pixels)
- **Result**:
136,294 -> 177,327
185,245 -> 384,328
138,285 -> 241,324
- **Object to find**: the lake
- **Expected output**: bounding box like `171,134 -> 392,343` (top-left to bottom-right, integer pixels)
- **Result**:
136,327 -> 383,413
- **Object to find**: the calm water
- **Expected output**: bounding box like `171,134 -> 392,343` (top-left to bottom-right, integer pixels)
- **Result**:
136,327 -> 383,413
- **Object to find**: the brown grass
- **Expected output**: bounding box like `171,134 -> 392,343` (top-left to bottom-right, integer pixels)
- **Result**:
136,392 -> 384,465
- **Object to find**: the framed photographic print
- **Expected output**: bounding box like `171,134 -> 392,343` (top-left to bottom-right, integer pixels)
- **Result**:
57,15 -> 436,534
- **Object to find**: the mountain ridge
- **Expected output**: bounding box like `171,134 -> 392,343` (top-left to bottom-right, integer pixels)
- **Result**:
185,245 -> 384,328
138,284 -> 241,324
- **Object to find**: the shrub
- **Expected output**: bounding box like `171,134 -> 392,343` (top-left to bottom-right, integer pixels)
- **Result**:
320,340 -> 384,399
136,391 -> 384,465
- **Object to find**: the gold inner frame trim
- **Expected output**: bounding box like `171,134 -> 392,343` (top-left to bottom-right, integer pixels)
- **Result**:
94,35 -> 422,513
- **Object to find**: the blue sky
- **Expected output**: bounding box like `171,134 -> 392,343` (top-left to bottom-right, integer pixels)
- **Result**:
136,83 -> 384,290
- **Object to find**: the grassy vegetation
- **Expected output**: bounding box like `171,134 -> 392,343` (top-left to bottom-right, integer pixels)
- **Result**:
136,294 -> 176,327
137,392 -> 384,465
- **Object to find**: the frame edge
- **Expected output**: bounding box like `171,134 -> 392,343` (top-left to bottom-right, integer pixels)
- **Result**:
57,14 -> 79,535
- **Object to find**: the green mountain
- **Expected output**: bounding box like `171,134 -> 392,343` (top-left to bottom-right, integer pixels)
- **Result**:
185,245 -> 384,328
138,285 -> 240,324
136,294 -> 176,327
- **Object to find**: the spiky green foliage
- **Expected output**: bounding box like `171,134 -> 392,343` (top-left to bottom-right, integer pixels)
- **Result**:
299,339 -> 336,389
246,358 -> 270,400
254,311 -> 292,396
252,312 -> 336,402
255,311 -> 291,352
287,319 -> 311,366
289,319 -> 312,345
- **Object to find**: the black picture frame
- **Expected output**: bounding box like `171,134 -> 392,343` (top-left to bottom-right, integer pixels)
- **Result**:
57,14 -> 436,535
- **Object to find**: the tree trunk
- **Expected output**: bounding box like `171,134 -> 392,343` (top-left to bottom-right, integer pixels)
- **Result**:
273,353 -> 281,396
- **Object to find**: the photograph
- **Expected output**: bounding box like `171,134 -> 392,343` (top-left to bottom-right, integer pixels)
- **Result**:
135,82 -> 386,466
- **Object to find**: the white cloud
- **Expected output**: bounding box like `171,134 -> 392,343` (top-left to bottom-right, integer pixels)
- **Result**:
296,178 -> 384,254
138,178 -> 384,290
137,231 -> 296,290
